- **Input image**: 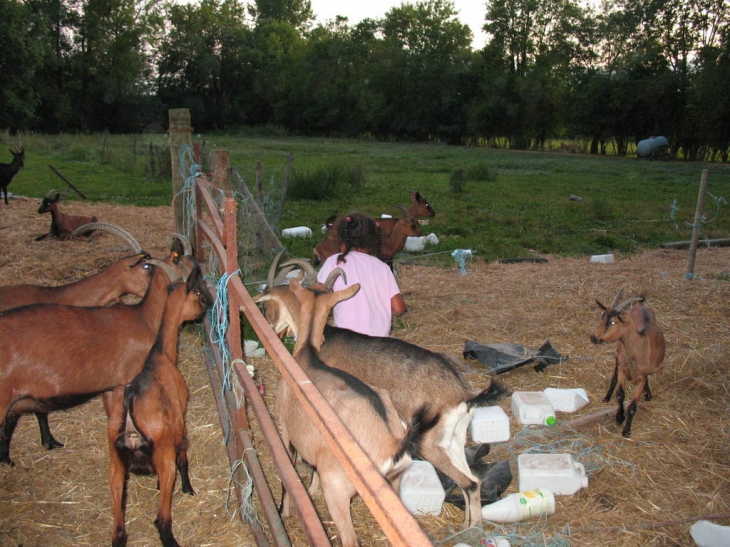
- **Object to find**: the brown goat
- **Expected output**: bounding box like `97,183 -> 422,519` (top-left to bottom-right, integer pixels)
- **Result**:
0,147 -> 25,205
590,291 -> 666,437
255,255 -> 506,526
0,222 -> 153,454
375,190 -> 436,234
0,239 -> 204,466
313,211 -> 421,268
35,192 -> 98,240
266,275 -> 426,547
107,265 -> 212,547
312,190 -> 434,267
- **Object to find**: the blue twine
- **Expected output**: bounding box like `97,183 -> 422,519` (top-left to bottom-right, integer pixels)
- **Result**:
170,143 -> 201,242
207,270 -> 241,445
226,453 -> 260,525
452,249 -> 474,275
670,199 -> 679,229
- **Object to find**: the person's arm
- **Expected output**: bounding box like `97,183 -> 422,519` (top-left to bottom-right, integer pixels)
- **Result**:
391,293 -> 407,316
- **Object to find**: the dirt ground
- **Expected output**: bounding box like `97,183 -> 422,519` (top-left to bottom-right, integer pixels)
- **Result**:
1,197 -> 729,547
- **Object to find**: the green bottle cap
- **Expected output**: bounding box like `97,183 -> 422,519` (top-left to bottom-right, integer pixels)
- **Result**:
545,415 -> 557,427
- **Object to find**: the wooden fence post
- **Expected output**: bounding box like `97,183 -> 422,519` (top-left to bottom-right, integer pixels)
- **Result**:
169,109 -> 193,235
685,169 -> 710,279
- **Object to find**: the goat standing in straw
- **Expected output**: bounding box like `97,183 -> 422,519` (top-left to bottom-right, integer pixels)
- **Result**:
591,290 -> 666,437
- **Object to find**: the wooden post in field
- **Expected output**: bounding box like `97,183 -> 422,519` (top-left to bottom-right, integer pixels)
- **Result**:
169,109 -> 193,235
685,169 -> 710,279
210,150 -> 232,194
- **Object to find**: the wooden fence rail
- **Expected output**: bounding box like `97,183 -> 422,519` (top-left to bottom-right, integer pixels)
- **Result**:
175,132 -> 435,547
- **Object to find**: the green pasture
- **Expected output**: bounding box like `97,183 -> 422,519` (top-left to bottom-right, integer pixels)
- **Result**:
5,131 -> 730,266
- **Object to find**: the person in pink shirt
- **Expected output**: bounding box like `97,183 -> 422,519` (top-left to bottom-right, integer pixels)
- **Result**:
316,212 -> 406,337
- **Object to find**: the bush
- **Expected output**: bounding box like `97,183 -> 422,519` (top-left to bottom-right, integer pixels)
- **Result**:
465,162 -> 496,182
449,168 -> 466,193
288,161 -> 365,201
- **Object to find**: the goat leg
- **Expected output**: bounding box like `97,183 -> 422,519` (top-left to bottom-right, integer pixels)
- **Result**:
622,398 -> 638,437
643,377 -> 653,401
36,413 -> 64,450
0,416 -> 18,466
153,447 -> 181,547
603,359 -> 619,403
176,447 -> 195,495
615,385 -> 626,425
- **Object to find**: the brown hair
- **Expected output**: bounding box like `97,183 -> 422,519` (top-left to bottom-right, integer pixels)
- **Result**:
337,212 -> 381,263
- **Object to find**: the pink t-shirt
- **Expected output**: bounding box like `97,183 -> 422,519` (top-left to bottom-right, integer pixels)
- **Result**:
316,251 -> 401,337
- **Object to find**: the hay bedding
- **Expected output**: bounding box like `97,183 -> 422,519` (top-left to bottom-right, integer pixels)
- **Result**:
2,197 -> 730,547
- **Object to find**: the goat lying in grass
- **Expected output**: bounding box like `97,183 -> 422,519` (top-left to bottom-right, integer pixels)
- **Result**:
108,264 -> 212,547
255,254 -> 506,526
590,290 -> 666,437
313,190 -> 433,267
0,147 -> 25,205
0,237 -> 203,466
0,222 -> 153,455
35,192 -> 98,240
272,273 -> 431,547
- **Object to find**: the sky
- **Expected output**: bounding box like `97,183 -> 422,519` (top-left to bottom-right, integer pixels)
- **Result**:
309,0 -> 488,50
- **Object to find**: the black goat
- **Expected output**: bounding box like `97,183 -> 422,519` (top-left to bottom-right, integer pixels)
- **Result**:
0,147 -> 25,205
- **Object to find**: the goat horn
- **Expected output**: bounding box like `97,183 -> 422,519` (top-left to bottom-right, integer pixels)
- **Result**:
395,204 -> 410,217
595,300 -> 607,311
615,296 -> 645,314
325,267 -> 347,290
168,233 -> 193,256
281,258 -> 318,287
266,249 -> 288,288
609,289 -> 625,310
273,265 -> 297,286
71,222 -> 145,254
146,259 -> 182,283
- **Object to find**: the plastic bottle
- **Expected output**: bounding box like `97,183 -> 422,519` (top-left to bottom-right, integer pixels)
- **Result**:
511,391 -> 557,426
481,488 -> 556,523
452,539 -> 511,547
517,453 -> 588,495
690,520 -> 730,547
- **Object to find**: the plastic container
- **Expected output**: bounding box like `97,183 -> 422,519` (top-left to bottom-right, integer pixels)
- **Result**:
690,520 -> 730,547
281,226 -> 312,238
469,406 -> 511,443
589,253 -> 615,264
399,460 -> 445,516
404,236 -> 427,252
511,391 -> 557,426
426,232 -> 439,245
543,388 -> 589,413
481,488 -> 555,523
518,453 -> 588,495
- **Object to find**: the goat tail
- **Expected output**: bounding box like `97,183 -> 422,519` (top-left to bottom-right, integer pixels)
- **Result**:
467,381 -> 508,411
396,404 -> 439,464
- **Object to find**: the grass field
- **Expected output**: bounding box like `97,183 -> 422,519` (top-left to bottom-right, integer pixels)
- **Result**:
6,131 -> 730,264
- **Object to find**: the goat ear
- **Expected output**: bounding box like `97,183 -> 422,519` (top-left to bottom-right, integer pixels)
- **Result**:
630,306 -> 651,335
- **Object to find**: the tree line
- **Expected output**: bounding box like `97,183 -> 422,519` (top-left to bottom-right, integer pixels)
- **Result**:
1,0 -> 728,161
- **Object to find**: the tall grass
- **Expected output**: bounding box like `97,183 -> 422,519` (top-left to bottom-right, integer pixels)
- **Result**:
3,130 -> 729,263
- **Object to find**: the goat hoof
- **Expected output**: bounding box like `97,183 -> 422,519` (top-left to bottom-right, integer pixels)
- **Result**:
44,439 -> 64,450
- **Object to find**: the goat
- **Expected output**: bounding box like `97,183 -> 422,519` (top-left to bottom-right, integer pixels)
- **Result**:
271,273 -> 429,547
108,264 -> 212,547
376,190 -> 436,234
313,190 -> 434,266
254,255 -> 506,526
35,191 -> 98,240
0,147 -> 25,205
0,238 -> 206,466
590,290 -> 666,437
0,222 -> 153,454
313,210 -> 421,269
